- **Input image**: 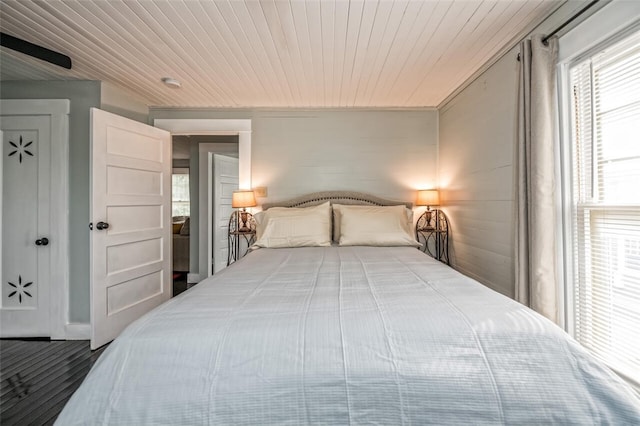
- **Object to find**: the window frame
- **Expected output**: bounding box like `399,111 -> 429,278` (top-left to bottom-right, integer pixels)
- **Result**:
558,20 -> 640,390
172,167 -> 190,218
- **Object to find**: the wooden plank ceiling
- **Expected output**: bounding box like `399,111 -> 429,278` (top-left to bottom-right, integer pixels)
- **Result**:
0,0 -> 562,108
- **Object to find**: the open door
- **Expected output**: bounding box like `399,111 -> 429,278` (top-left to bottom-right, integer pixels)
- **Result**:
90,108 -> 171,349
212,154 -> 239,273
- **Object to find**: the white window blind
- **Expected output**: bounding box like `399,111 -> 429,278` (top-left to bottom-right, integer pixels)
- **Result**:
569,28 -> 640,385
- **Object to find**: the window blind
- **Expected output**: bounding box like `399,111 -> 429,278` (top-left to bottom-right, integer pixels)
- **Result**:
569,28 -> 640,385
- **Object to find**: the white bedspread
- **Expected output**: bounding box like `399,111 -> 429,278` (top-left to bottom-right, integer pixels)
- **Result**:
57,247 -> 640,425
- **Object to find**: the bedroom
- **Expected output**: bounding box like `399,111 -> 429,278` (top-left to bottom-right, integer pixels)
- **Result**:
1,0 -> 639,424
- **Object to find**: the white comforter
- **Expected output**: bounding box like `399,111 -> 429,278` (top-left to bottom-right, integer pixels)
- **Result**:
57,247 -> 640,425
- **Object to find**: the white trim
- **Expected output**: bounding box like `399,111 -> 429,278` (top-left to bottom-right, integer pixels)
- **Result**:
0,99 -> 70,116
557,0 -> 640,338
558,0 -> 640,63
64,322 -> 90,340
50,106 -> 70,340
205,151 -> 213,278
154,121 -> 251,184
0,99 -> 70,340
154,119 -> 252,280
553,63 -> 567,332
187,273 -> 200,284
557,9 -> 640,387
238,131 -> 251,189
154,118 -> 251,133
557,61 -> 575,335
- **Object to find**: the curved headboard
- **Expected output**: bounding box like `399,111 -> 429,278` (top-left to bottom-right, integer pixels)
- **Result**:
261,191 -> 413,210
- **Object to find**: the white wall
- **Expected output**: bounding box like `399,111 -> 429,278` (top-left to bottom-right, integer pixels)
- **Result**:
251,110 -> 438,202
150,109 -> 439,206
100,82 -> 149,123
439,53 -> 519,297
437,1 -> 609,298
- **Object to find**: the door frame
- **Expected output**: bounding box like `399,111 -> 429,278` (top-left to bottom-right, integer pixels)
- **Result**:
0,99 -> 69,339
153,119 -> 252,282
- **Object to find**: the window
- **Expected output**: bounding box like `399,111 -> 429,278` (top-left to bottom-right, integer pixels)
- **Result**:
172,170 -> 190,217
568,28 -> 640,385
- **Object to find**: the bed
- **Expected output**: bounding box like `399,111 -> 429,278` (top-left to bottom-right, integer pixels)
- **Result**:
57,192 -> 640,425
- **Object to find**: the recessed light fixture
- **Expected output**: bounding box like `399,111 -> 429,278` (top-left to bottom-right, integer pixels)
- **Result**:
161,77 -> 181,88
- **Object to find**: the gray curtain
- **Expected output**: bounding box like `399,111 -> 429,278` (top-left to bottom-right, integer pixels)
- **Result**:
515,34 -> 559,323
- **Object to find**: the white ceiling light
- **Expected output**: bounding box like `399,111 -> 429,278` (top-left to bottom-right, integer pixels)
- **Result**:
161,77 -> 181,88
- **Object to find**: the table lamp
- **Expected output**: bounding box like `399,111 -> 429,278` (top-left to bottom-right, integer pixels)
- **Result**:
232,190 -> 257,232
416,189 -> 440,229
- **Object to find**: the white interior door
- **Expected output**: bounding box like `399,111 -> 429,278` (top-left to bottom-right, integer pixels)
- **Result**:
212,154 -> 238,273
0,116 -> 51,337
91,108 -> 171,349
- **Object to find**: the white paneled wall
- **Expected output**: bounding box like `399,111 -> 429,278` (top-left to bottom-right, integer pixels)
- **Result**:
437,1 -> 596,299
251,110 -> 438,203
151,109 -> 438,206
438,51 -> 519,298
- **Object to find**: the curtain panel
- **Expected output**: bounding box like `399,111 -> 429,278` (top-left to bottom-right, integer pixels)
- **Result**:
515,34 -> 559,324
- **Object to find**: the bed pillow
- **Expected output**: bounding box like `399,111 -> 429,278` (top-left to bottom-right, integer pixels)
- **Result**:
332,204 -> 414,242
338,204 -> 420,247
253,202 -> 332,248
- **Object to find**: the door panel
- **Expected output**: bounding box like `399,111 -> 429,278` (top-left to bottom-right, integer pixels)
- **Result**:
0,116 -> 51,337
91,108 -> 171,349
213,155 -> 239,273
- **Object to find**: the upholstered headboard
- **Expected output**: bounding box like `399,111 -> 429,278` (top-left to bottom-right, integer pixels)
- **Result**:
261,191 -> 413,210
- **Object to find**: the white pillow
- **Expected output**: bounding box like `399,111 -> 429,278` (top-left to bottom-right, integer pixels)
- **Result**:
337,204 -> 420,247
253,202 -> 332,248
332,204 -> 414,242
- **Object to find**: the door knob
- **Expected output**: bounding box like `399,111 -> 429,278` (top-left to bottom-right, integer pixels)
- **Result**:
35,237 -> 49,246
96,221 -> 110,230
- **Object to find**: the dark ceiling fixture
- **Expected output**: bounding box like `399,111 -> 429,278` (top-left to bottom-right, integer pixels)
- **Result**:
0,32 -> 72,69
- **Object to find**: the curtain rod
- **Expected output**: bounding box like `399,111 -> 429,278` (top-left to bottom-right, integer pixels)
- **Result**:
542,0 -> 601,45
517,0 -> 602,61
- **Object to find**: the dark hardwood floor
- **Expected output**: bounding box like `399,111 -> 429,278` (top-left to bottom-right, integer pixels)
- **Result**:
0,339 -> 108,425
173,271 -> 189,296
0,277 -> 188,425
0,276 -> 192,425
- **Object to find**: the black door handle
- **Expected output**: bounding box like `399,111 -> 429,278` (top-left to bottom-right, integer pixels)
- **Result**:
35,237 -> 49,246
96,221 -> 110,230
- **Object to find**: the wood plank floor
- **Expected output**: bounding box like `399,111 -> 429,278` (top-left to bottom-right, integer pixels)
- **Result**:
0,339 -> 108,425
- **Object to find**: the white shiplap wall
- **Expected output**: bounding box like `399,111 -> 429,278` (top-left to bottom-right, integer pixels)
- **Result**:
437,1 -> 605,298
150,108 -> 438,205
251,110 -> 438,203
438,52 -> 518,298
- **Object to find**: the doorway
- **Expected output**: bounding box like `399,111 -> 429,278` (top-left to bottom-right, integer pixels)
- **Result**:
171,136 -> 239,295
155,118 -> 251,284
171,136 -> 190,295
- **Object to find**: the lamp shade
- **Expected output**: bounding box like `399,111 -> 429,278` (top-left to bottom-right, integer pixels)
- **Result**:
416,189 -> 440,206
232,190 -> 257,208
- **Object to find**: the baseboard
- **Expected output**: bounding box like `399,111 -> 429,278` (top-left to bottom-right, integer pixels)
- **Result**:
187,273 -> 200,284
65,323 -> 90,340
